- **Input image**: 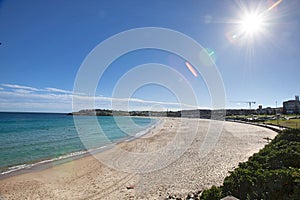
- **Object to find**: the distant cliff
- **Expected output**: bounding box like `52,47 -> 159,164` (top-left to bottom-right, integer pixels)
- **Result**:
68,109 -> 181,117
68,109 -> 113,116
68,109 -> 216,118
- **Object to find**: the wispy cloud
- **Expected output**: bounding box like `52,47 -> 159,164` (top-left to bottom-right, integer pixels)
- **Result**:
46,87 -> 73,94
1,83 -> 43,91
2,84 -> 74,94
73,95 -> 199,111
13,89 -> 34,94
0,91 -> 71,101
0,87 -> 3,90
0,83 -> 201,112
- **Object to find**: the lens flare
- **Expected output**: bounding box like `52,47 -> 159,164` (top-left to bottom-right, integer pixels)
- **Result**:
185,62 -> 198,77
267,0 -> 283,11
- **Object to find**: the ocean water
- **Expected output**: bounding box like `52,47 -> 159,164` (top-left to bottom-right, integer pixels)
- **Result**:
0,112 -> 157,174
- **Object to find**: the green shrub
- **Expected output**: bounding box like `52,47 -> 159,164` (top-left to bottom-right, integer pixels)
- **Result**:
200,185 -> 223,200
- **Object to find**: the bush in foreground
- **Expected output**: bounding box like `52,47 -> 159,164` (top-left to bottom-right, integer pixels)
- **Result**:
201,129 -> 300,200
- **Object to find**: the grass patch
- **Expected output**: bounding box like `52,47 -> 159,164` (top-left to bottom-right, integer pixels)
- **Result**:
200,128 -> 300,200
265,118 -> 300,129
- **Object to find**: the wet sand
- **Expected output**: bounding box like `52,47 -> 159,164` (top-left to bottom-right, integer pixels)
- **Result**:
0,118 -> 277,199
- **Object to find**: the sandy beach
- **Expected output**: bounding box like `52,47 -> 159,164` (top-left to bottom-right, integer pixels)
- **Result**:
0,118 -> 277,200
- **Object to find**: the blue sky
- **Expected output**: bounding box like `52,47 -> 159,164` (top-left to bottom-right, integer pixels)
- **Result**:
0,0 -> 299,112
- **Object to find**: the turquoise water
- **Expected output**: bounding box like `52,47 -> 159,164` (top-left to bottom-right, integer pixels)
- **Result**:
0,112 -> 157,174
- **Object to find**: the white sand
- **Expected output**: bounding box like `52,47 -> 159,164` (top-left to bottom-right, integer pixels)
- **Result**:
0,118 -> 277,200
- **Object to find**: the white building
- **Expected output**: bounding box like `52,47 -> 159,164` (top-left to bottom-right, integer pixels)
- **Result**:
283,96 -> 300,114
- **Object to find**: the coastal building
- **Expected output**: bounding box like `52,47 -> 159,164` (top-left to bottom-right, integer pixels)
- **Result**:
226,109 -> 255,116
258,107 -> 274,115
181,109 -> 213,118
283,95 -> 300,114
274,107 -> 283,114
257,105 -> 282,115
181,109 -> 201,118
258,105 -> 263,114
149,111 -> 167,117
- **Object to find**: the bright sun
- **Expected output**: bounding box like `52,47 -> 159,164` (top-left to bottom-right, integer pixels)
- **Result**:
239,13 -> 264,35
229,0 -> 282,44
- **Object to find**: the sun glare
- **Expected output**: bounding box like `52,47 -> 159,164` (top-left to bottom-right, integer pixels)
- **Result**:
240,13 -> 264,35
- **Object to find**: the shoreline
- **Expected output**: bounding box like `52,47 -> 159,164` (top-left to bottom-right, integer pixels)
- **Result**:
0,118 -> 277,199
0,116 -> 163,179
